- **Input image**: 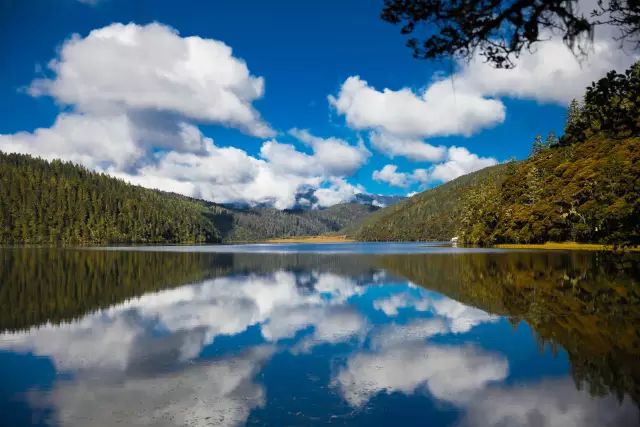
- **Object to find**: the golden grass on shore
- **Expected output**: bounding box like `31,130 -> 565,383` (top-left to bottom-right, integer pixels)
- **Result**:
263,235 -> 354,244
495,242 -> 640,251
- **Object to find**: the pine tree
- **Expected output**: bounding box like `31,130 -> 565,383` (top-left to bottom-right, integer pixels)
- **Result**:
531,135 -> 545,156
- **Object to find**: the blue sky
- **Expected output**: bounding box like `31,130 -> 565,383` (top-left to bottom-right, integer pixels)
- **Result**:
0,0 -> 635,207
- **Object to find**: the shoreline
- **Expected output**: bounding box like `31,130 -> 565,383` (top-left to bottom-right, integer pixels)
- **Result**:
494,242 -> 639,252
263,235 -> 354,244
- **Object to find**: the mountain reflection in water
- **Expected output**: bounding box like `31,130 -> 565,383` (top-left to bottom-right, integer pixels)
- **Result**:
0,246 -> 638,426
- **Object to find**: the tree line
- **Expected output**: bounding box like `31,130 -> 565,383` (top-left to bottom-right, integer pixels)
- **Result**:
0,152 -> 222,244
0,151 -> 381,245
459,61 -> 640,246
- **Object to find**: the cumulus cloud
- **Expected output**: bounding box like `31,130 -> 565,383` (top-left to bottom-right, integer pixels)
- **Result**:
0,23 -> 374,209
455,28 -> 639,105
334,316 -> 634,425
29,22 -> 272,137
329,23 -> 636,168
328,76 -> 505,138
289,129 -> 371,176
331,28 -> 637,121
459,378 -> 638,427
372,165 -> 419,188
368,318 -> 449,348
429,296 -> 499,334
0,270 -> 366,374
260,129 -> 369,178
331,291 -> 506,408
372,292 -> 497,333
37,346 -> 274,427
329,77 -> 501,167
333,339 -> 508,407
0,113 -> 140,171
373,147 -> 496,188
313,178 -> 366,208
373,292 -> 421,316
369,131 -> 446,162
429,146 -> 497,183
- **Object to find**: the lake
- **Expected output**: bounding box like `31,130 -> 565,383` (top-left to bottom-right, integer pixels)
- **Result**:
0,243 -> 639,426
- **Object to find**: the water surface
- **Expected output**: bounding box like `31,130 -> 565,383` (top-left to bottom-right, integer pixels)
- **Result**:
1,244 -> 638,426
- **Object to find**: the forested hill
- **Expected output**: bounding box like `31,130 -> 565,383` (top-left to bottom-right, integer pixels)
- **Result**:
0,151 -> 379,244
458,62 -> 640,246
354,61 -> 640,246
353,163 -> 510,241
0,152 -> 223,244
459,134 -> 639,245
212,202 -> 378,242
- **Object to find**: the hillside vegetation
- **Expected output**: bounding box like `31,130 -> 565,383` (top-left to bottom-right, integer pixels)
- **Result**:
213,202 -> 378,242
353,163 -> 509,241
0,151 -> 379,244
355,61 -> 640,246
461,135 -> 639,245
0,152 -> 222,244
460,61 -> 639,246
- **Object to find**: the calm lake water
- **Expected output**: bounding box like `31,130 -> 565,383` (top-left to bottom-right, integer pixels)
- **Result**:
0,243 -> 639,426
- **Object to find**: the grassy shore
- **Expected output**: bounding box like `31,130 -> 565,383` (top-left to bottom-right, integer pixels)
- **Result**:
263,235 -> 354,244
495,242 -> 639,251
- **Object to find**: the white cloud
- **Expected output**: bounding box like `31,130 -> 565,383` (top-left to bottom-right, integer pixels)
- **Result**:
292,306 -> 369,353
328,76 -> 505,138
0,270 -> 365,374
260,129 -> 370,178
329,77 -> 502,167
368,318 -> 449,349
373,293 -> 418,316
373,165 -> 416,188
313,178 -> 366,208
455,28 -> 639,105
0,113 -> 140,171
29,22 -> 273,137
373,146 -> 496,189
330,27 -> 637,129
371,292 -> 497,333
0,23 -> 372,209
328,23 -> 636,170
429,146 -> 497,183
106,128 -> 323,209
38,346 -> 274,427
289,129 -> 371,176
333,340 -> 508,407
430,296 -> 498,334
459,378 -> 638,427
369,131 -> 446,162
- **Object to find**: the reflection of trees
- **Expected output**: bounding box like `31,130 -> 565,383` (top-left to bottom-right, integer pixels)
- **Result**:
4,247 -> 637,407
0,250 -> 385,332
376,251 -> 640,406
0,249 -> 233,332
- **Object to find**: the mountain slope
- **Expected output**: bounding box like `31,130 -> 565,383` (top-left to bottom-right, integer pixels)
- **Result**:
355,62 -> 640,246
0,151 -> 222,244
0,151 -> 379,244
213,203 -> 378,242
352,164 -> 510,241
459,61 -> 640,245
460,135 -> 640,245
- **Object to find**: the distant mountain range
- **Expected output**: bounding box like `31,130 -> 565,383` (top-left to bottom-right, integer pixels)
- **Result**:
223,189 -> 405,211
351,193 -> 405,208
